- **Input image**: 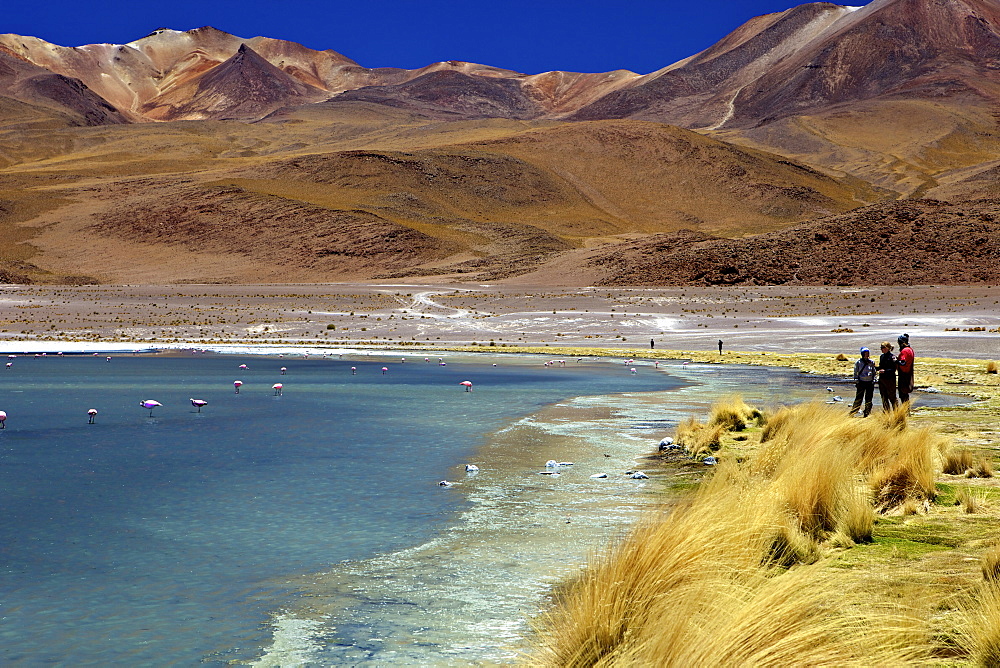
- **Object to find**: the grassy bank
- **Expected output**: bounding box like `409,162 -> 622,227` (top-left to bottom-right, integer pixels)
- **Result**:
440,345 -> 1000,665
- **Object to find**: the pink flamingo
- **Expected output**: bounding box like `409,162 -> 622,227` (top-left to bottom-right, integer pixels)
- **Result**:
272,383 -> 283,396
5,362 -> 11,369
382,367 -> 388,375
234,380 -> 243,393
239,364 -> 248,370
88,408 -> 98,424
460,381 -> 473,392
280,367 -> 287,375
190,399 -> 208,412
0,410 -> 6,428
140,400 -> 162,416
351,367 -> 357,375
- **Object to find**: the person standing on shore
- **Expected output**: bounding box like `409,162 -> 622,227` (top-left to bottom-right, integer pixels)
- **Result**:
876,341 -> 898,411
896,334 -> 915,405
850,347 -> 877,417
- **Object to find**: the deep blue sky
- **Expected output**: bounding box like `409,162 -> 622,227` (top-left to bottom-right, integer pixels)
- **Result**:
4,1 -> 869,75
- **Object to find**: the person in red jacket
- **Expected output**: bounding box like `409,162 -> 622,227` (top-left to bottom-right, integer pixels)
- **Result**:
896,333 -> 915,405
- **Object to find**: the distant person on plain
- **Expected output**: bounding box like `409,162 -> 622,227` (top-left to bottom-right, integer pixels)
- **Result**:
896,333 -> 915,404
849,346 -> 877,417
876,341 -> 898,411
718,340 -> 723,354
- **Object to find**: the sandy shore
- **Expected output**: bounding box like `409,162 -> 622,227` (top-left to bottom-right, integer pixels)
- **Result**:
0,283 -> 997,359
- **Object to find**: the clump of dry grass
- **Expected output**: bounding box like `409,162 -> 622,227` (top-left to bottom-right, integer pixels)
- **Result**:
957,486 -> 988,513
987,360 -> 998,374
674,416 -> 724,457
943,449 -> 975,475
708,395 -> 763,432
757,401 -> 939,513
955,584 -> 1000,665
836,353 -> 849,361
982,545 -> 1000,583
972,458 -> 995,478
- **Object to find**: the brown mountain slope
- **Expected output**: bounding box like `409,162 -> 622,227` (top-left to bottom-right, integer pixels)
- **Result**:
571,2 -> 859,127
1,119 -> 878,284
571,0 -> 1000,128
0,49 -> 127,127
582,199 -> 1000,286
334,70 -> 544,120
141,44 -> 327,120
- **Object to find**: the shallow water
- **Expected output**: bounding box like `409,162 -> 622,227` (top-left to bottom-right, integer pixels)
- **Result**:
0,353 -> 964,666
0,353 -> 682,665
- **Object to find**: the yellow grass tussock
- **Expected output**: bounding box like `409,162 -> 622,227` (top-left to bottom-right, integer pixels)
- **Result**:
674,416 -> 724,457
707,395 -> 763,432
943,449 -> 975,475
955,583 -> 1000,666
957,486 -> 988,514
982,544 -> 1000,583
988,360 -> 998,374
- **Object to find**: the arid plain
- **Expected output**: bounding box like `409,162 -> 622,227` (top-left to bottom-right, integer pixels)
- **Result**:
1,283 -> 997,361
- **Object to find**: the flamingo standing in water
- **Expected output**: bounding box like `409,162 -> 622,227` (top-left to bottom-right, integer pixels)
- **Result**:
190,398 -> 208,412
0,410 -> 6,428
460,381 -> 473,392
88,408 -> 98,424
382,367 -> 388,375
141,400 -> 162,417
234,380 -> 243,394
280,367 -> 287,375
351,367 -> 356,375
272,383 -> 283,396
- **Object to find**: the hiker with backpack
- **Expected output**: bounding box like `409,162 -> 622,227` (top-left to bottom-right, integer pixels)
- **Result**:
849,346 -> 877,417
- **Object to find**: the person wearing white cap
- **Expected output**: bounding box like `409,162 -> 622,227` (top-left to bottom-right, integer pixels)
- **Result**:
849,346 -> 877,417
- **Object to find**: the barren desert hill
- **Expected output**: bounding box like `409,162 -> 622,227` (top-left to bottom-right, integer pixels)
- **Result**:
2,0 -> 1000,285
0,118 -> 879,285
572,198 -> 1000,287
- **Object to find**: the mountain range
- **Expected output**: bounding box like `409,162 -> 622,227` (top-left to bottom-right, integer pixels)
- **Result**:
2,0 -> 1000,285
